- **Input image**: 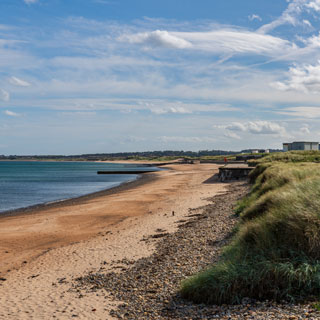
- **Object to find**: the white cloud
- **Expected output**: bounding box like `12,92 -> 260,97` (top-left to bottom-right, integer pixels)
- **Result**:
302,32 -> 320,48
271,61 -> 320,93
257,0 -> 320,34
246,121 -> 285,134
258,0 -> 308,34
276,106 -> 320,118
120,29 -> 294,56
120,30 -> 192,49
9,76 -> 31,87
306,0 -> 320,11
224,131 -> 241,139
0,89 -> 10,102
225,121 -> 286,135
303,19 -> 312,27
300,124 -> 310,134
4,110 -> 20,117
225,122 -> 247,132
248,14 -> 262,21
151,106 -> 191,115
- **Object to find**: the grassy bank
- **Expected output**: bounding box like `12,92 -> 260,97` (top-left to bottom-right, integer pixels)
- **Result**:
250,150 -> 320,165
181,151 -> 320,304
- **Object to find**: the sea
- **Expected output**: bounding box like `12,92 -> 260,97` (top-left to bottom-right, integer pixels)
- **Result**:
0,161 -> 158,214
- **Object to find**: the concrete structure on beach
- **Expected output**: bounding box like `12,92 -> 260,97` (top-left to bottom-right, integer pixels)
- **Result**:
283,141 -> 319,151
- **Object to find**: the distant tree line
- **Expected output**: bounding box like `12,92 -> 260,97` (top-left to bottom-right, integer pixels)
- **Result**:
0,149 -> 282,161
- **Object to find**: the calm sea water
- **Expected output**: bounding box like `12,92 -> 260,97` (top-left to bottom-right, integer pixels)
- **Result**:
0,161 -> 157,214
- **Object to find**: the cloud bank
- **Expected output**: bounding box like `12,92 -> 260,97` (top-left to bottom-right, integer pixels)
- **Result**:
272,61 -> 320,93
120,30 -> 192,49
120,28 -> 294,56
226,121 -> 286,135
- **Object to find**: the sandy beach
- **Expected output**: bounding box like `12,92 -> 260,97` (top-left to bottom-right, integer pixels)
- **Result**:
0,163 -> 227,319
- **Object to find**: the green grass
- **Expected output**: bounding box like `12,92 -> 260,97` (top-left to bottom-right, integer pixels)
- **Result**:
181,152 -> 320,304
199,155 -> 237,161
113,155 -> 186,162
250,150 -> 320,165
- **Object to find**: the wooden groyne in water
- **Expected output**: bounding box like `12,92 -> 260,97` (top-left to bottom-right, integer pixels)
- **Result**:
97,170 -> 159,174
97,160 -> 191,174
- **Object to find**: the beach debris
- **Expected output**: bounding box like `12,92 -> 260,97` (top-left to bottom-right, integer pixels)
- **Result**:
28,274 -> 40,279
58,277 -> 68,284
172,211 -> 175,216
150,233 -> 169,239
187,213 -> 202,217
175,219 -> 186,224
0,278 -> 6,281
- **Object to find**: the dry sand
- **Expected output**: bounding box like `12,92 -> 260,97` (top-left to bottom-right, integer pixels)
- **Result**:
0,163 -> 227,319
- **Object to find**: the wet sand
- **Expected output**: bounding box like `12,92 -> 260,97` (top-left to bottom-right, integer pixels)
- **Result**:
0,163 -> 227,319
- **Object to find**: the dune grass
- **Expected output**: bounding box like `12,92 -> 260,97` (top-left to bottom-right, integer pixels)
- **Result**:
250,150 -> 320,165
181,151 -> 320,304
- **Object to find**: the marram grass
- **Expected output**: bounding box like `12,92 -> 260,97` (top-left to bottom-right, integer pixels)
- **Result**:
181,152 -> 320,304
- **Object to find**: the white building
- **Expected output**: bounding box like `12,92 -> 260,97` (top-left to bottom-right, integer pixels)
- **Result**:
283,141 -> 319,151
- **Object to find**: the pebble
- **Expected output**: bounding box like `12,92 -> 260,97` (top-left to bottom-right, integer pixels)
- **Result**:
73,182 -> 320,320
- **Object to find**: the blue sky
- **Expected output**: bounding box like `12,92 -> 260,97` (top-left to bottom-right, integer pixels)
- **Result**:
1,0 -> 320,154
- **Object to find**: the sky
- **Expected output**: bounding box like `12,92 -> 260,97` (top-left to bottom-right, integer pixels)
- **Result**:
1,1 -> 320,154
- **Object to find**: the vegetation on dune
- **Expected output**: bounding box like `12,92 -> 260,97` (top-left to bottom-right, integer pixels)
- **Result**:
250,150 -> 320,165
181,151 -> 320,304
199,155 -> 237,161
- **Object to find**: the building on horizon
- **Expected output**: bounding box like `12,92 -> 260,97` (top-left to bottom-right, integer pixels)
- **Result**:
283,141 -> 319,152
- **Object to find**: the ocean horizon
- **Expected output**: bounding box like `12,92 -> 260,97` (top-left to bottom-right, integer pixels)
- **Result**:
0,161 -> 158,214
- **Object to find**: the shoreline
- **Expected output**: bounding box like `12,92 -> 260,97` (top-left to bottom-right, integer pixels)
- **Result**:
0,173 -> 153,219
0,163 -> 229,319
0,163 -> 219,274
0,159 -> 166,218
